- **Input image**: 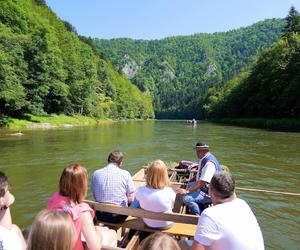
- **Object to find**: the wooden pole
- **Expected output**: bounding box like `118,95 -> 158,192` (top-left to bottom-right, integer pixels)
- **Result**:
236,187 -> 300,196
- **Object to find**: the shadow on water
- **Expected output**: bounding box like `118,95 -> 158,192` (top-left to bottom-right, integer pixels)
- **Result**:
0,120 -> 299,249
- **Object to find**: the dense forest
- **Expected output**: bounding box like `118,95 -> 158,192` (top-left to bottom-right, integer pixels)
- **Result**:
1,1 -> 298,123
94,19 -> 285,119
0,0 -> 154,120
204,7 -> 300,119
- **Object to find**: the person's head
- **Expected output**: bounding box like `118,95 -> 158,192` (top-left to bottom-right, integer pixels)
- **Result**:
139,232 -> 180,250
146,160 -> 169,189
0,171 -> 8,197
59,164 -> 88,204
108,150 -> 123,167
194,141 -> 209,159
0,171 -> 14,210
209,171 -> 235,204
27,209 -> 76,250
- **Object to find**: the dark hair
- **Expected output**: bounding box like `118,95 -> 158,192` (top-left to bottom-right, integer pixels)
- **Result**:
0,171 -> 8,197
210,172 -> 235,199
107,150 -> 123,166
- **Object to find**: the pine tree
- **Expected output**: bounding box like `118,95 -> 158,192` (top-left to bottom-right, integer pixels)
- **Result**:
283,6 -> 300,36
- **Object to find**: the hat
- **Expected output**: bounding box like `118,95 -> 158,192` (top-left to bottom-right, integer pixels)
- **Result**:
193,141 -> 209,151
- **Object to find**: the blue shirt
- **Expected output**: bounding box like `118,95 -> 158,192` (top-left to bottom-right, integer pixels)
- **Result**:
91,163 -> 135,206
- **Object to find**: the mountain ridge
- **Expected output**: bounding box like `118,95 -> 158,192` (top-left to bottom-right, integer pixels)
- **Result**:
94,18 -> 285,118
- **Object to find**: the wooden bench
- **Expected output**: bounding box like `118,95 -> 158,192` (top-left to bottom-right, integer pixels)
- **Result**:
85,200 -> 198,238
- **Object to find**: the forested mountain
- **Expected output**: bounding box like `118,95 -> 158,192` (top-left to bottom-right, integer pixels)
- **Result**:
94,19 -> 284,119
204,7 -> 300,119
0,0 -> 154,119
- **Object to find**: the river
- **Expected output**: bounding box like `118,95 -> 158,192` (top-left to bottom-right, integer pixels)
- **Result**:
0,120 -> 299,249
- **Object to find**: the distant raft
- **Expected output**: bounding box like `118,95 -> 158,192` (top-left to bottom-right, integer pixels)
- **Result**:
186,119 -> 197,125
9,132 -> 23,136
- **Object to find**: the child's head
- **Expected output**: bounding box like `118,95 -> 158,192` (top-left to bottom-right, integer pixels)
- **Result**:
59,164 -> 88,203
139,232 -> 180,250
27,209 -> 76,250
146,160 -> 169,189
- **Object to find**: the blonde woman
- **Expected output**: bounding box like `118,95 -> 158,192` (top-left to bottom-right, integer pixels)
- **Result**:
139,232 -> 180,250
47,164 -> 117,250
27,209 -> 76,250
135,160 -> 176,229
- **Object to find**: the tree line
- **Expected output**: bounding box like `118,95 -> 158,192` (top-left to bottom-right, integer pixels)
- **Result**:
203,6 -> 300,119
0,0 -> 154,120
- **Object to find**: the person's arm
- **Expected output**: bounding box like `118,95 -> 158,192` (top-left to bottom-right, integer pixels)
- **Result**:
81,211 -> 102,250
193,211 -> 218,250
127,191 -> 135,204
126,174 -> 135,204
177,162 -> 216,195
171,189 -> 176,208
11,224 -> 27,250
90,174 -> 96,200
0,207 -> 12,229
0,193 -> 15,229
176,180 -> 206,195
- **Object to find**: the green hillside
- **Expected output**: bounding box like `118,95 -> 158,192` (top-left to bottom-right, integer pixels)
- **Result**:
94,19 -> 284,119
204,7 -> 300,121
0,0 -> 154,120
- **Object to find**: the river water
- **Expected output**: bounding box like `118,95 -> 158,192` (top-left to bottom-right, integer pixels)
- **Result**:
0,120 -> 299,249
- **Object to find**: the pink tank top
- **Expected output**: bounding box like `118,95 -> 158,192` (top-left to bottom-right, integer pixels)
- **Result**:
47,192 -> 95,250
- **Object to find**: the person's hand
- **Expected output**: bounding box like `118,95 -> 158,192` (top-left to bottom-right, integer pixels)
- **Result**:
0,191 -> 15,210
176,188 -> 188,195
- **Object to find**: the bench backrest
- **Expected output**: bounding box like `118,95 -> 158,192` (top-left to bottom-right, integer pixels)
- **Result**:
85,200 -> 198,225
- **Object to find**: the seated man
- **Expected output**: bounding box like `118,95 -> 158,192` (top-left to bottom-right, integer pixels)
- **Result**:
176,141 -> 221,215
91,150 -> 135,223
181,172 -> 264,250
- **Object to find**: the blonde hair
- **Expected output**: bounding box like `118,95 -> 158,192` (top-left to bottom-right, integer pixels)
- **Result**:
59,164 -> 88,204
146,160 -> 169,189
27,209 -> 76,250
139,232 -> 180,250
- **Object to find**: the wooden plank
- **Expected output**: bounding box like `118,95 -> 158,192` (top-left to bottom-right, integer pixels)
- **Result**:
132,169 -> 146,190
85,200 -> 198,225
125,231 -> 140,250
119,217 -> 196,237
169,171 -> 177,182
101,245 -> 123,250
132,169 -> 145,180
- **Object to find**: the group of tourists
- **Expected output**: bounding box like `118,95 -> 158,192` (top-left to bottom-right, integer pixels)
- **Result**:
0,141 -> 264,250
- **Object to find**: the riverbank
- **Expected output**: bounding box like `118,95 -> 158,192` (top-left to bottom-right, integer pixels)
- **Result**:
0,114 -> 114,130
212,118 -> 300,132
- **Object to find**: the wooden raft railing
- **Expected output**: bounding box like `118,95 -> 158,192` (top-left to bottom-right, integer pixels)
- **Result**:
85,200 -> 198,238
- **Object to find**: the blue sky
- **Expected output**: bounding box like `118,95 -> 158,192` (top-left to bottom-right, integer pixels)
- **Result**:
46,0 -> 300,40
